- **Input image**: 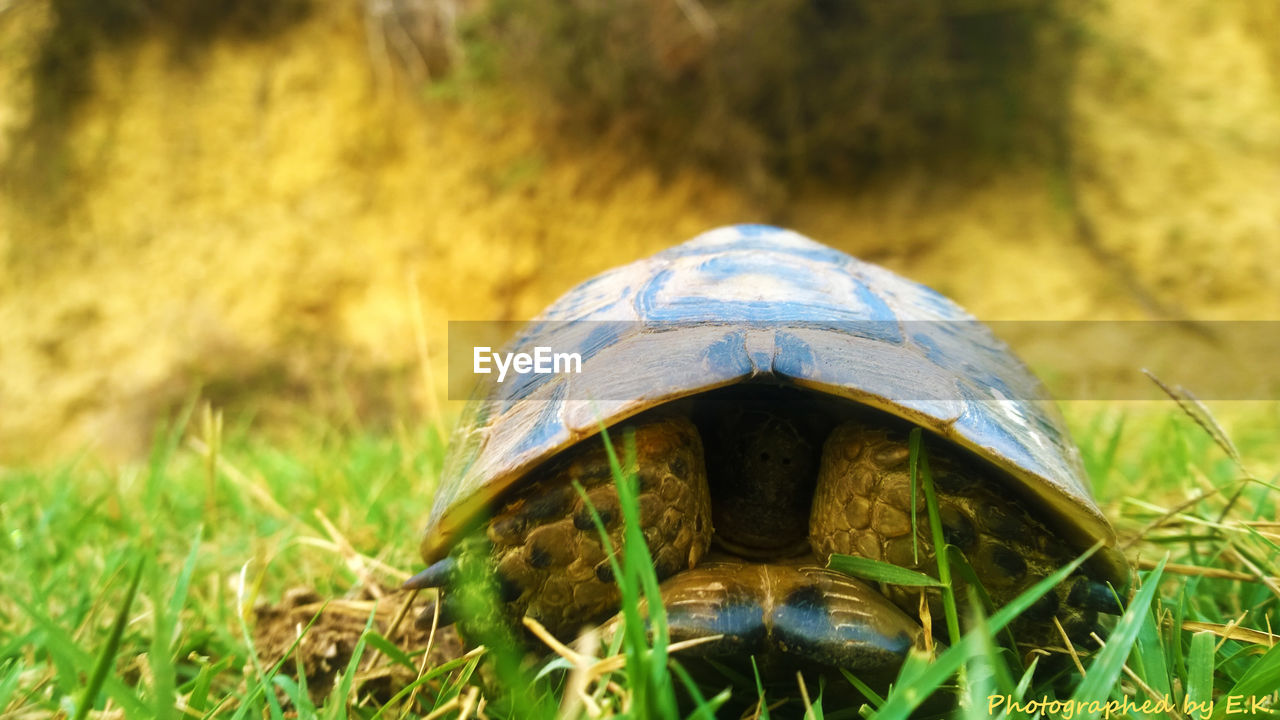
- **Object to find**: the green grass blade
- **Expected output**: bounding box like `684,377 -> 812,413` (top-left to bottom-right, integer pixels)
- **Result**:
262,670 -> 286,720
328,610 -> 375,717
880,651 -> 935,712
0,659 -> 24,710
875,542 -> 1101,719
804,686 -> 825,719
968,589 -> 1018,696
185,656 -> 233,714
145,528 -> 203,720
962,615 -> 996,720
1012,654 -> 1039,706
146,562 -> 177,720
911,428 -> 962,645
946,546 -> 1023,676
30,617 -> 78,697
532,656 -> 574,681
593,422 -> 679,718
670,659 -> 729,720
274,675 -> 318,716
571,482 -> 640,637
1185,631 -> 1215,714
368,650 -> 485,720
1132,599 -> 1172,702
166,527 -> 203,649
432,650 -> 484,710
750,657 -> 772,720
10,595 -> 149,716
837,668 -> 884,709
826,554 -> 945,587
1170,586 -> 1189,692
364,631 -> 418,672
1210,640 -> 1280,720
1070,556 -> 1168,716
74,559 -> 144,720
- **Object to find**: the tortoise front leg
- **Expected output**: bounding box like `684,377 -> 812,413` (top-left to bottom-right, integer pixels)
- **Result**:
407,417 -> 713,640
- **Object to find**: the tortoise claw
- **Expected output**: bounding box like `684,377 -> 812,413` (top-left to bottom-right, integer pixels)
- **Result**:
404,557 -> 455,590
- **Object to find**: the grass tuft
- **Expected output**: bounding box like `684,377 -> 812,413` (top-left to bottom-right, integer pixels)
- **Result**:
1,400 -> 1277,716
74,558 -> 143,720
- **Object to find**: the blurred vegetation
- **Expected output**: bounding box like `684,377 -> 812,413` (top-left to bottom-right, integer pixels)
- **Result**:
468,0 -> 1084,195
10,0 -> 313,220
34,0 -> 312,113
4,0 -> 1276,462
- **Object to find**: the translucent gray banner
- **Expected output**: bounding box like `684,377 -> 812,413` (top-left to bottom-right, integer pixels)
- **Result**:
447,320 -> 1280,402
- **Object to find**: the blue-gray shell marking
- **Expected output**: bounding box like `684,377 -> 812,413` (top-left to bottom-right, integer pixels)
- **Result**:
424,225 -> 1119,577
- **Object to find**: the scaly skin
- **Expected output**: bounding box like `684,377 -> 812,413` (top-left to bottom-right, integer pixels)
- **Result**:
809,422 -> 1116,648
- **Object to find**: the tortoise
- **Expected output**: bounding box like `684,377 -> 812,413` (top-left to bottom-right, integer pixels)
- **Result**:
407,224 -> 1128,678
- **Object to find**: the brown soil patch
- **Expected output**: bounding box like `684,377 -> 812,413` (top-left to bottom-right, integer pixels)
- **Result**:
252,585 -> 463,708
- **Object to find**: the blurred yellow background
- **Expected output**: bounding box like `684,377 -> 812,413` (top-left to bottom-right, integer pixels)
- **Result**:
1,1 -> 1277,462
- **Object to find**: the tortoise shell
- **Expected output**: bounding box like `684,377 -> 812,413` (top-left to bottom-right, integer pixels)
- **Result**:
422,225 -> 1124,583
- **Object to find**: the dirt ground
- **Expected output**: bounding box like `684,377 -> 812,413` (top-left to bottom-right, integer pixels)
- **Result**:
1,1 -> 1278,463
252,585 -> 463,706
